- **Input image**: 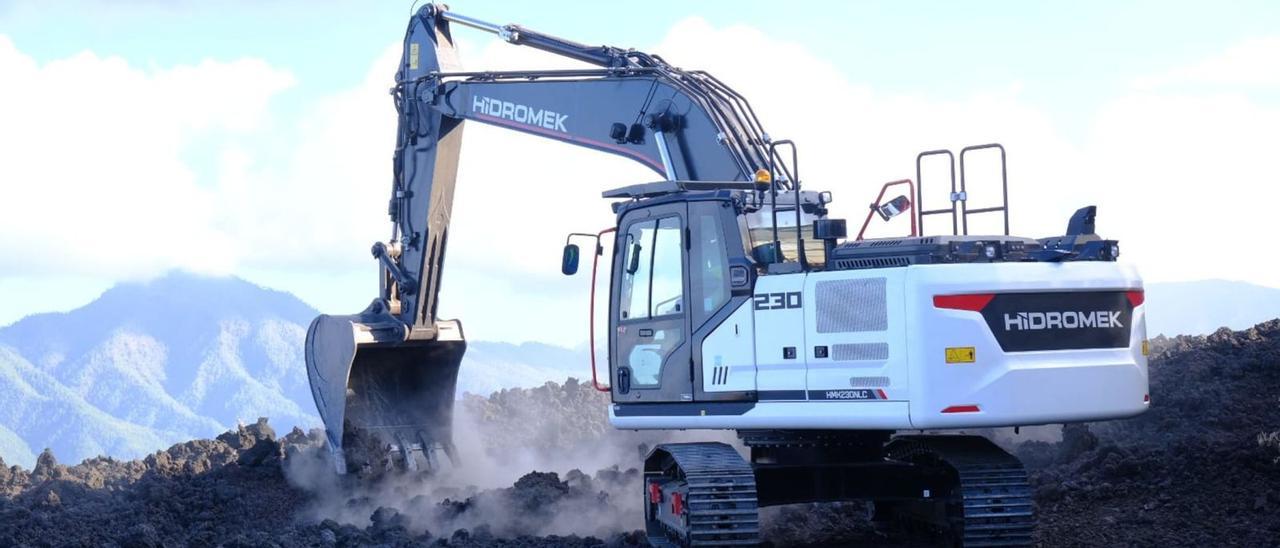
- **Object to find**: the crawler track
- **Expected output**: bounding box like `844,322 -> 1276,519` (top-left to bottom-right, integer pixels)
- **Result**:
888,435 -> 1036,547
645,442 -> 761,547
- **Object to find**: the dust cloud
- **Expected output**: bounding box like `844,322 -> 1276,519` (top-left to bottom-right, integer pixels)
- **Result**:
283,378 -> 735,541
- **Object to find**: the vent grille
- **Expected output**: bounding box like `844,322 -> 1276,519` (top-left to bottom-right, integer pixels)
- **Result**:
869,239 -> 905,247
816,278 -> 888,333
831,257 -> 912,270
832,342 -> 890,361
848,375 -> 891,387
842,236 -> 937,249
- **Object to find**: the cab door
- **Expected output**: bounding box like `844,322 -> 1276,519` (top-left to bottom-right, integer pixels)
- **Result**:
610,203 -> 692,403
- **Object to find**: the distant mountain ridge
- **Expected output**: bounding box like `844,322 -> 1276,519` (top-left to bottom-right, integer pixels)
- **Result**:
0,272 -> 594,469
1144,280 -> 1280,337
0,273 -> 1273,469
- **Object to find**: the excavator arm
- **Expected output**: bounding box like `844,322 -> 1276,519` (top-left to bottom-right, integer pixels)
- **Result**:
390,5 -> 787,330
305,4 -> 783,473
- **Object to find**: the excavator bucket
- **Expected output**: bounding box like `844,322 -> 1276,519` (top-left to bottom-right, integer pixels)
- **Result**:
306,309 -> 465,474
303,5 -> 469,475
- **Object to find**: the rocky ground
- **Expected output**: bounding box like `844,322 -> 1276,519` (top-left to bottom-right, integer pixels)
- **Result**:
1020,321 -> 1280,546
1,321 -> 1277,547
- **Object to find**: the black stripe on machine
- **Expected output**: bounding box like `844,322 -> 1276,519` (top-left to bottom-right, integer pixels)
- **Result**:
613,402 -> 755,417
758,390 -> 807,401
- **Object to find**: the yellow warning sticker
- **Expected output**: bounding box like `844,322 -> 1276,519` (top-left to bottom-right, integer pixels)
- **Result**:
1142,339 -> 1150,356
945,347 -> 976,364
409,43 -> 420,70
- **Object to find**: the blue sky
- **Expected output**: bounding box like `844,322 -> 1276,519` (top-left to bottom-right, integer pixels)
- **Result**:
4,1 -> 1273,131
2,1 -> 1278,343
7,1 -> 1274,113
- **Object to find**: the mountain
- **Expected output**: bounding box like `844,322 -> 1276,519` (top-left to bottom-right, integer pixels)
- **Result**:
1145,280 -> 1280,337
0,419 -> 35,468
0,272 -> 594,468
0,273 -> 318,442
0,346 -> 178,465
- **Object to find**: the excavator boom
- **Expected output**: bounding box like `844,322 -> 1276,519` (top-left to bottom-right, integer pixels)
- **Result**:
305,4 -> 782,473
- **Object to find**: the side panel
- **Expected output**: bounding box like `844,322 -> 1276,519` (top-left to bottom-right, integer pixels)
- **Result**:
905,262 -> 1149,428
802,270 -> 909,402
752,274 -> 807,399
701,300 -> 757,393
688,199 -> 755,402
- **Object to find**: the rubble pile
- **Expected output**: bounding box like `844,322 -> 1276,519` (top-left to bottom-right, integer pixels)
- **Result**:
1021,320 -> 1280,545
459,378 -> 614,457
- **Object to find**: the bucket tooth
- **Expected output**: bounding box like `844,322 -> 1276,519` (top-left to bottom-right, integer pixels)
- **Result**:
397,436 -> 421,472
331,448 -> 349,475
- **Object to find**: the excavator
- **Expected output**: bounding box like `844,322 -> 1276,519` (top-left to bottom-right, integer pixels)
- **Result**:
305,5 -> 1149,546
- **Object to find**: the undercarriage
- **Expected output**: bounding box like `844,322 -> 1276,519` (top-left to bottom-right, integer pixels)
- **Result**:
644,431 -> 1034,547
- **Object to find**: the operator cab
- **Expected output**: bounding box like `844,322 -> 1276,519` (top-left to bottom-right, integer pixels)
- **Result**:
563,180 -> 841,406
605,182 -> 759,405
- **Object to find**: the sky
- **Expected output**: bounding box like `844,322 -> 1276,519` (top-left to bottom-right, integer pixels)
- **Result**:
1,1 -> 1278,346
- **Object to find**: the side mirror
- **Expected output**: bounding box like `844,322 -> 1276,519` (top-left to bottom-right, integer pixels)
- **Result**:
626,242 -> 642,274
876,195 -> 912,221
561,244 -> 580,275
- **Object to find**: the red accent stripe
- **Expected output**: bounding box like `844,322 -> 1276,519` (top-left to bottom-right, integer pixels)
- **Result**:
472,112 -> 667,173
648,482 -> 661,504
1127,290 -> 1145,307
876,389 -> 888,400
941,405 -> 981,414
933,294 -> 995,312
588,227 -> 616,393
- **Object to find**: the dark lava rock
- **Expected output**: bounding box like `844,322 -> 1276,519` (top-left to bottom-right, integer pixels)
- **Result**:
1022,319 -> 1280,546
1,321 -> 1277,546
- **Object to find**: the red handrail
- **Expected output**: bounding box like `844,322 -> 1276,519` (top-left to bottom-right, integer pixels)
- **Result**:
856,179 -> 917,240
589,227 -> 616,392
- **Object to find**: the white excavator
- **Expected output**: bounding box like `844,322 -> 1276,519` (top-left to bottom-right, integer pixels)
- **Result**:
304,5 -> 1149,546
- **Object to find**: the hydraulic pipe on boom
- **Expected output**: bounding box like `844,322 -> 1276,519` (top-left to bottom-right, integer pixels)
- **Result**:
437,9 -> 627,67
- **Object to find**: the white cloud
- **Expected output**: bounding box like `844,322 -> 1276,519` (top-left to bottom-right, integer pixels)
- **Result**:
647,18 -> 1082,240
641,19 -> 1280,287
1133,37 -> 1280,89
2,22 -> 1277,342
0,35 -> 294,278
1082,91 -> 1280,282
207,44 -> 402,271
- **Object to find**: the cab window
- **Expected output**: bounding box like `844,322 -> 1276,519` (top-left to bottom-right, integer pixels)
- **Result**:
619,216 -> 684,321
692,210 -> 730,327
